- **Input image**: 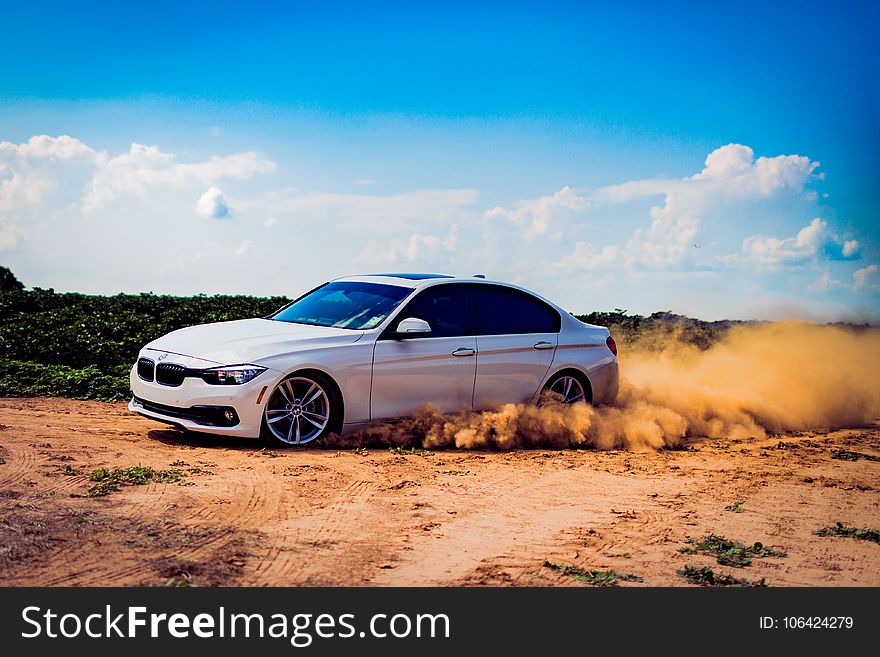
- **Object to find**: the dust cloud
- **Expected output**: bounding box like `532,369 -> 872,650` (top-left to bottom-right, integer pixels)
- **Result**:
334,322 -> 880,451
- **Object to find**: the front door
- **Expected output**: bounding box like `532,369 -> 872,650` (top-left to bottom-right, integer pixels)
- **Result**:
371,284 -> 476,419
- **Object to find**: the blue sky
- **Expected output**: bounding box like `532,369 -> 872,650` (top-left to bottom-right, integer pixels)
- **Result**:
1,1 -> 878,320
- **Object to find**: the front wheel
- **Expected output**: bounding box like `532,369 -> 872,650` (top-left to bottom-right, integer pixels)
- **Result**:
261,373 -> 340,446
542,372 -> 589,404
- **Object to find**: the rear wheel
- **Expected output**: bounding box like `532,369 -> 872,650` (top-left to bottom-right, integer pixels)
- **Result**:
543,371 -> 589,404
260,373 -> 340,446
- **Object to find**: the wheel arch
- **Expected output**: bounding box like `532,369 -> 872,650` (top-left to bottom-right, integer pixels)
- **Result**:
276,366 -> 346,434
541,366 -> 594,404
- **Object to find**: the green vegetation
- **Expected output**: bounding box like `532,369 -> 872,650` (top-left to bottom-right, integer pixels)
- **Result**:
724,500 -> 745,513
814,522 -> 880,544
389,446 -> 434,457
830,449 -> 880,462
543,561 -> 643,586
574,309 -> 738,353
0,266 -> 23,292
0,285 -> 289,400
679,534 -> 786,567
0,359 -> 130,401
86,465 -> 186,497
677,565 -> 767,587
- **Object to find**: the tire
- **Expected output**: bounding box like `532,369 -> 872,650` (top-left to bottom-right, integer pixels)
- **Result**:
542,370 -> 591,405
260,371 -> 342,446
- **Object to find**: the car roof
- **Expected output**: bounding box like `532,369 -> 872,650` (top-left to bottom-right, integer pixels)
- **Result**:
328,273 -> 578,324
332,273 -> 554,296
333,273 -> 500,288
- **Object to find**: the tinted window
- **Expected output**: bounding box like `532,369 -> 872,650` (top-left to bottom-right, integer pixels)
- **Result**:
471,285 -> 560,335
524,295 -> 561,333
394,284 -> 470,338
472,285 -> 527,335
271,281 -> 411,329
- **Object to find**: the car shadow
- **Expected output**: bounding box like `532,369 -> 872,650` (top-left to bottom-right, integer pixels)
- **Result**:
147,428 -> 260,450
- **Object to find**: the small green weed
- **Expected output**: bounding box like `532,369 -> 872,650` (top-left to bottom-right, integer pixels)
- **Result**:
830,449 -> 880,462
679,534 -> 786,567
724,500 -> 745,513
677,565 -> 766,587
86,466 -> 186,497
814,522 -> 880,544
543,561 -> 643,586
389,446 -> 434,457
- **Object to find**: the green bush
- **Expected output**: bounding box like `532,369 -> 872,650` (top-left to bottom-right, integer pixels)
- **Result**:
0,288 -> 290,400
0,359 -> 130,401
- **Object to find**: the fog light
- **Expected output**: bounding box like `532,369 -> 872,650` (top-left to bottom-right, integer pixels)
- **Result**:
224,410 -> 235,421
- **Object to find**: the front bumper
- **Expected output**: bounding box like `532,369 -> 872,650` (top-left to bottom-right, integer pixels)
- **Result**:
130,396 -> 240,427
129,355 -> 279,438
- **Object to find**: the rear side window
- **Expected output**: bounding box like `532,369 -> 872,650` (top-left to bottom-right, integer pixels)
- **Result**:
525,294 -> 561,333
471,285 -> 560,335
393,284 -> 470,338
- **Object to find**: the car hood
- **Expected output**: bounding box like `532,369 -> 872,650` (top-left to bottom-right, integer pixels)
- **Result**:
144,318 -> 365,364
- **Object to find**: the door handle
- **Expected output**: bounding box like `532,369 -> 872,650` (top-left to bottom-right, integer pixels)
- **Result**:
452,347 -> 476,357
533,341 -> 554,350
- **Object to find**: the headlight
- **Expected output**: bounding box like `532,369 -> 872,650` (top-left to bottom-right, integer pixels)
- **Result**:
201,365 -> 266,385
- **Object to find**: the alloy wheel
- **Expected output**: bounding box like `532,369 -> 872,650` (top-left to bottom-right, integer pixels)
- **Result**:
264,376 -> 330,445
548,375 -> 587,404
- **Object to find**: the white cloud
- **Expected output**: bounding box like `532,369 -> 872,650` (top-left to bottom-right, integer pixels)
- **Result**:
807,270 -> 847,293
0,218 -> 21,250
234,239 -> 252,259
484,186 -> 588,240
84,144 -> 275,211
0,134 -> 98,163
251,187 -> 479,232
853,264 -> 879,291
603,144 -> 820,267
358,225 -> 459,267
489,144 -> 823,271
842,240 -> 860,258
353,179 -> 376,185
196,187 -> 230,219
0,135 -> 277,253
735,218 -> 861,267
555,242 -> 620,270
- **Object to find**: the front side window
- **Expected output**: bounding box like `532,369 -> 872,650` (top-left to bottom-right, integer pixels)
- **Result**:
392,284 -> 470,338
271,281 -> 412,329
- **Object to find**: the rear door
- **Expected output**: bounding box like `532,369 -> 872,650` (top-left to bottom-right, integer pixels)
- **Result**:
470,284 -> 560,409
371,284 -> 476,419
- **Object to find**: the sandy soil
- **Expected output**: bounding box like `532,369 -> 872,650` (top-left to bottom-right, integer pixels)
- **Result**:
0,397 -> 878,587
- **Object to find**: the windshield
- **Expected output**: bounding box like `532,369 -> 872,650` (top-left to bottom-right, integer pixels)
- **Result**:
270,281 -> 413,330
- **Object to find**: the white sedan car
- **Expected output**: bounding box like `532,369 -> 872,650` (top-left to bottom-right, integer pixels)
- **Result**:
129,274 -> 619,446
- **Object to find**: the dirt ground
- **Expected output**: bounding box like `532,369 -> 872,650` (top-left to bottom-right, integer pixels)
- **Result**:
0,397 -> 878,587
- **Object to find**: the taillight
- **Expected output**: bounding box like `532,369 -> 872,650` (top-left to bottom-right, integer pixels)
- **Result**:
606,335 -> 617,356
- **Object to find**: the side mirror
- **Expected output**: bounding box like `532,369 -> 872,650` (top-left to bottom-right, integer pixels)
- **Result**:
395,317 -> 432,337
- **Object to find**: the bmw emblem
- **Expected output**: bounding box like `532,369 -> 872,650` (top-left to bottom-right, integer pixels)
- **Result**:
157,353 -> 168,361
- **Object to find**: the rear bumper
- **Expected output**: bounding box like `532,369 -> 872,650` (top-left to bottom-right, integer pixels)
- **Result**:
589,360 -> 619,405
